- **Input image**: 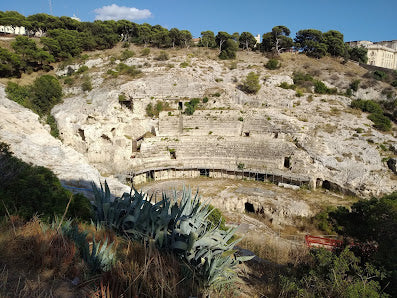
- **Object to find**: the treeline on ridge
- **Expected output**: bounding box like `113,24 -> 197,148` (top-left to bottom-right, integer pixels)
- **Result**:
0,10 -> 367,78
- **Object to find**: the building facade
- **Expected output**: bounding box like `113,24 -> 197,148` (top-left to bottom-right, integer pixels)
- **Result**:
347,40 -> 397,70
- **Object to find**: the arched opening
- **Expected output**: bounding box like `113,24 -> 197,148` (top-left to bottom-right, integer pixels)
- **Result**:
322,180 -> 331,190
245,202 -> 255,213
284,157 -> 290,168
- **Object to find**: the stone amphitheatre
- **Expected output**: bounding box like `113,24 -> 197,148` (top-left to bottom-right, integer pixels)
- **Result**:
1,46 -> 397,236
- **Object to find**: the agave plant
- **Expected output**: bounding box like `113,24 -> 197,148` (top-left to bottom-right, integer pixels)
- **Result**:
91,181 -> 253,288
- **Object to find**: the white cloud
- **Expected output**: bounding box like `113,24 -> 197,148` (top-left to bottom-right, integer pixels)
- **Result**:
94,4 -> 152,21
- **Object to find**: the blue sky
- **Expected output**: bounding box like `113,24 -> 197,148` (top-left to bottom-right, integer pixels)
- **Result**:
2,0 -> 396,42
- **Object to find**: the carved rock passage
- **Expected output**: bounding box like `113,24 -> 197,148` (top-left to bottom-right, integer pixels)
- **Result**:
0,85 -> 129,196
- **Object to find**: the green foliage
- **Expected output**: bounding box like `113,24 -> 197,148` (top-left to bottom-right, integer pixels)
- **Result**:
140,47 -> 150,56
281,248 -> 388,298
180,61 -> 189,68
328,193 -> 397,296
31,75 -> 62,115
202,97 -> 209,103
351,99 -> 391,131
314,80 -> 328,94
373,70 -> 387,81
368,113 -> 391,131
239,32 -> 257,51
81,77 -> 92,92
60,223 -> 115,273
265,58 -> 280,70
218,39 -> 238,60
260,26 -> 293,54
279,82 -> 296,90
350,79 -> 360,92
240,72 -> 261,94
351,99 -> 383,114
46,114 -> 59,138
146,103 -> 154,117
115,63 -> 141,77
0,142 -> 91,221
199,31 -> 216,48
91,181 -> 252,289
119,49 -> 135,61
155,51 -> 169,61
5,81 -> 31,107
238,116 -> 243,121
348,46 -> 368,63
0,47 -> 22,77
75,65 -> 89,74
184,98 -> 200,115
295,29 -> 328,58
64,77 -> 74,85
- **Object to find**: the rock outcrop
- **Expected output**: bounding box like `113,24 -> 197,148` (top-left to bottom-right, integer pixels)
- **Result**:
0,85 -> 129,197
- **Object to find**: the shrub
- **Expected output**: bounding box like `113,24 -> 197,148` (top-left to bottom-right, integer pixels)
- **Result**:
240,72 -> 261,94
82,77 -> 92,91
120,49 -> 135,61
265,58 -> 280,70
155,51 -> 169,61
115,63 -> 142,77
293,72 -> 313,85
140,48 -> 150,56
314,80 -> 329,94
46,114 -> 59,138
118,93 -> 127,101
5,81 -> 31,107
31,75 -> 62,115
75,65 -> 89,74
146,103 -> 154,117
368,113 -> 391,131
229,61 -> 237,70
202,97 -> 209,103
64,77 -> 74,85
184,98 -> 200,115
0,143 -> 91,221
238,116 -> 243,121
373,70 -> 387,81
295,89 -> 304,97
350,79 -> 360,91
180,61 -> 189,68
351,99 -> 383,114
279,82 -> 295,90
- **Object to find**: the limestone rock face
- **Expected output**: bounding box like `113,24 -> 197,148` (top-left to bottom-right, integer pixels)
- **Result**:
0,85 -> 129,196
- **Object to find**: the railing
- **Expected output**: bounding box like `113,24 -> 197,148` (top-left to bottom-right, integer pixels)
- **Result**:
305,235 -> 343,250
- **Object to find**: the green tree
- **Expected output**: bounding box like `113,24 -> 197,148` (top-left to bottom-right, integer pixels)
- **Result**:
199,30 -> 216,48
240,72 -> 261,94
31,75 -> 62,115
169,27 -> 181,48
260,26 -> 293,54
179,30 -> 192,48
239,32 -> 256,51
295,29 -> 328,58
218,39 -> 238,60
0,47 -> 21,77
323,30 -> 347,57
348,46 -> 368,63
215,31 -> 232,53
0,11 -> 25,34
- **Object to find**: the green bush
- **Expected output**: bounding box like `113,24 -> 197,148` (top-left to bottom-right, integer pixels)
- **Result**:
202,97 -> 209,103
146,103 -> 154,117
238,116 -> 243,121
81,77 -> 92,91
184,98 -> 200,115
240,72 -> 261,94
155,51 -> 169,61
314,80 -> 329,94
351,99 -> 383,114
368,113 -> 391,131
75,65 -> 89,74
64,77 -> 74,85
5,81 -> 31,107
373,70 -> 387,81
265,58 -> 280,70
120,49 -> 135,61
115,63 -> 142,77
350,79 -> 360,91
140,48 -> 150,56
46,114 -> 59,138
31,75 -> 62,115
292,72 -> 313,85
0,142 -> 91,221
180,61 -> 189,68
279,82 -> 295,90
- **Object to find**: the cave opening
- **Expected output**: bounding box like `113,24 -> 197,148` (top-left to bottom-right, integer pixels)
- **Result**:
199,169 -> 209,177
245,202 -> 255,213
284,157 -> 290,168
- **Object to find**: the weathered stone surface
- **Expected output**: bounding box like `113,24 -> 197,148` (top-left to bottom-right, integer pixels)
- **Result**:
0,85 -> 129,196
